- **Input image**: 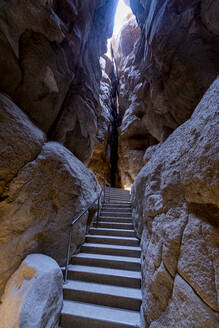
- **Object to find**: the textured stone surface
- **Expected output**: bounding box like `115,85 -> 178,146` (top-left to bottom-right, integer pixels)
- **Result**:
0,0 -> 118,163
131,78 -> 219,327
0,95 -> 100,297
88,55 -> 114,185
0,254 -> 63,328
0,94 -> 46,196
115,0 -> 219,188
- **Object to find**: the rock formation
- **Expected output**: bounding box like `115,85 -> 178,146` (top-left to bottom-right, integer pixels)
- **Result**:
88,55 -> 114,186
131,77 -> 219,327
115,0 -> 219,188
0,0 -> 118,164
0,94 -> 100,297
0,254 -> 63,328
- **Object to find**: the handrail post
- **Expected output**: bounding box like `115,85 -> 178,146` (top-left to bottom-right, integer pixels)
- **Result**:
103,183 -> 106,204
64,229 -> 72,283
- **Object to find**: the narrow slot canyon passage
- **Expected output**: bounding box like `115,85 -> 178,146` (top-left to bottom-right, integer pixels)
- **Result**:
0,0 -> 218,328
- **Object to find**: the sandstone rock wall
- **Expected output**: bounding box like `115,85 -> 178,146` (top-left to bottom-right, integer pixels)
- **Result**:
0,94 -> 100,297
0,254 -> 63,328
0,0 -> 118,164
115,0 -> 219,188
131,77 -> 219,327
88,55 -> 114,186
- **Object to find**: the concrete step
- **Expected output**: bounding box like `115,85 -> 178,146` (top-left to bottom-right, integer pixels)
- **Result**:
100,212 -> 132,218
81,243 -> 141,258
99,217 -> 133,223
63,280 -> 142,311
102,207 -> 131,212
65,265 -> 141,288
71,253 -> 141,271
86,234 -> 139,247
105,195 -> 130,202
97,222 -> 133,230
105,201 -> 131,205
102,204 -> 131,208
89,227 -> 136,237
61,300 -> 141,328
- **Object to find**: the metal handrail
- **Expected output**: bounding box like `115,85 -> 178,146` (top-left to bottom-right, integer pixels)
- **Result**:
63,180 -> 110,282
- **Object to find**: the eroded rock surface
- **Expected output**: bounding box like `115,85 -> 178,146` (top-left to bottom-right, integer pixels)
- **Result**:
115,0 -> 219,188
0,0 -> 118,164
0,254 -> 63,328
0,94 -> 100,297
131,77 -> 219,327
88,55 -> 114,185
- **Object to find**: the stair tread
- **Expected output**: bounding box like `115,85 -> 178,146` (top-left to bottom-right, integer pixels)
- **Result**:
86,234 -> 138,241
64,280 -> 142,299
90,227 -> 135,232
62,300 -> 140,326
82,243 -> 141,251
72,253 -> 141,263
67,264 -> 141,279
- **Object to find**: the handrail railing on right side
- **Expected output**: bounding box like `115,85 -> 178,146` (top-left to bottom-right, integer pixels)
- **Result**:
63,180 -> 110,283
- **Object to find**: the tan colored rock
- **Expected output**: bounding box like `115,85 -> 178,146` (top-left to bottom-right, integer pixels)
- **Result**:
0,93 -> 46,196
116,0 -> 219,187
131,77 -> 219,326
0,96 -> 100,297
88,55 -> 114,185
0,141 -> 100,296
150,275 -> 219,328
0,0 -> 118,163
0,254 -> 63,328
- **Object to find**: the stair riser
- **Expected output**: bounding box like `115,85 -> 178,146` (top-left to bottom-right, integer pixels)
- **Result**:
89,229 -> 136,237
61,314 -> 138,328
102,206 -> 132,213
66,270 -> 141,288
105,196 -> 130,202
102,209 -> 131,213
100,212 -> 132,218
63,289 -> 141,311
98,217 -> 133,223
71,257 -> 141,271
86,236 -> 139,247
81,245 -> 140,258
103,201 -> 131,208
97,223 -> 133,230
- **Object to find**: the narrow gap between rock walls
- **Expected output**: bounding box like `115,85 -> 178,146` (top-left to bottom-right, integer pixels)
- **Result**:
108,0 -> 133,188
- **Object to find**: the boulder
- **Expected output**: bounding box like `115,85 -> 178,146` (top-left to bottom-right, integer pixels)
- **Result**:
0,95 -> 100,296
0,93 -> 46,196
131,77 -> 219,326
0,254 -> 63,328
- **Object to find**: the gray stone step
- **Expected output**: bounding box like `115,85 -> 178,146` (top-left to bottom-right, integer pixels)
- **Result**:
65,264 -> 141,288
103,206 -> 131,213
102,208 -> 132,213
71,253 -> 141,271
100,212 -> 132,218
61,300 -> 140,328
81,243 -> 141,258
89,227 -> 136,237
102,204 -> 131,209
99,217 -> 133,223
86,234 -> 139,247
97,222 -> 133,230
63,280 -> 142,311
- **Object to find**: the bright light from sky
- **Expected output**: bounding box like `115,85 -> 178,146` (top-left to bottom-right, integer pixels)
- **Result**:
113,0 -> 132,36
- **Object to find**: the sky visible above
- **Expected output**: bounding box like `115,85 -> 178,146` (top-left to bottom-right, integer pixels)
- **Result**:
113,0 -> 132,36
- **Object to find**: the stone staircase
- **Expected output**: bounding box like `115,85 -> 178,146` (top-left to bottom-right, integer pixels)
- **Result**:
60,188 -> 142,328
